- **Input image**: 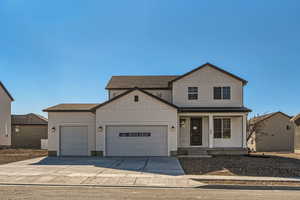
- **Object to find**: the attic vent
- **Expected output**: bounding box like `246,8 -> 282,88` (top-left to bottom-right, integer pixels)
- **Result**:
134,95 -> 139,102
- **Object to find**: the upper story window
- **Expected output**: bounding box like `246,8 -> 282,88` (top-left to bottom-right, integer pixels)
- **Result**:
134,95 -> 139,102
214,87 -> 231,100
188,87 -> 198,100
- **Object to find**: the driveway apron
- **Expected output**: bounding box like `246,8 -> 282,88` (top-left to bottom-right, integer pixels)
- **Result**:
0,157 -> 202,188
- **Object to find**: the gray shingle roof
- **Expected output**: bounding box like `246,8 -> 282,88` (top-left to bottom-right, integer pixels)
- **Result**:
105,76 -> 179,89
291,113 -> 300,126
43,104 -> 99,112
12,113 -> 48,125
249,111 -> 291,125
105,63 -> 248,89
92,87 -> 178,111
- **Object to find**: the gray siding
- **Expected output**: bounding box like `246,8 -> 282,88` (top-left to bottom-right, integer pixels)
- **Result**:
253,113 -> 294,152
11,125 -> 48,149
295,125 -> 300,152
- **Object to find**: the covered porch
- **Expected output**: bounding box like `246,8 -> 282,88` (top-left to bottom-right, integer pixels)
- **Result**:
177,111 -> 248,155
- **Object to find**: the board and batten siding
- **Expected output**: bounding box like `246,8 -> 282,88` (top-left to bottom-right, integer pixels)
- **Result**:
109,89 -> 172,103
0,87 -> 12,146
172,65 -> 243,107
96,90 -> 178,156
47,112 -> 96,156
11,125 -> 48,149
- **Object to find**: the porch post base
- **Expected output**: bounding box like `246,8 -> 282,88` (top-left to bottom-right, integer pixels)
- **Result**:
48,151 -> 57,157
170,151 -> 178,157
91,151 -> 103,157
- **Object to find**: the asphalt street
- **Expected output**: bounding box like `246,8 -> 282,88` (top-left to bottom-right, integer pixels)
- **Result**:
0,185 -> 299,200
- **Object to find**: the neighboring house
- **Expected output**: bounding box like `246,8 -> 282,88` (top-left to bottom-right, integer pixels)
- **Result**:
0,81 -> 14,148
11,113 -> 48,149
291,113 -> 300,153
247,112 -> 294,152
44,63 -> 251,157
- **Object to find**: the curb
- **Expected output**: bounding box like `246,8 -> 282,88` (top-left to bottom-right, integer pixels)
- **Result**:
0,182 -> 202,189
191,178 -> 300,183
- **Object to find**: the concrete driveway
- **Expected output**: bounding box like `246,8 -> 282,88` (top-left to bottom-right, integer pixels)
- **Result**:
0,157 -> 202,188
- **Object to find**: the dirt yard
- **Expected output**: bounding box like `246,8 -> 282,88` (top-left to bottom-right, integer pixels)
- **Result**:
178,153 -> 300,177
0,149 -> 48,164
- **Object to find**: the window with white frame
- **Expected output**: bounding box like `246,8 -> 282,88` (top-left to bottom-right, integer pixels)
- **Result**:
213,118 -> 231,139
214,87 -> 231,100
188,87 -> 198,100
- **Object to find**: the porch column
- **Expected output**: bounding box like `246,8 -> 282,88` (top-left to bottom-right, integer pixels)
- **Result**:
208,114 -> 214,148
242,114 -> 247,148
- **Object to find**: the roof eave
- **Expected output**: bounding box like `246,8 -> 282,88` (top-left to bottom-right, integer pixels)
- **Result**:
43,109 -> 94,112
106,87 -> 172,90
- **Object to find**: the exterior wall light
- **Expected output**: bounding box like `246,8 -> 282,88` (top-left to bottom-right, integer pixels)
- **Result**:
98,126 -> 103,132
171,125 -> 175,129
51,127 -> 56,133
15,126 -> 20,133
180,119 -> 186,128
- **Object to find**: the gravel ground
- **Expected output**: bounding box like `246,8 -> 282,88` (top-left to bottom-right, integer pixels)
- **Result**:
0,149 -> 47,164
179,153 -> 300,177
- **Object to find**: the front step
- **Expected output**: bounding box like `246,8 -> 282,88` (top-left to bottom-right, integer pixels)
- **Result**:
177,148 -> 210,156
177,155 -> 212,158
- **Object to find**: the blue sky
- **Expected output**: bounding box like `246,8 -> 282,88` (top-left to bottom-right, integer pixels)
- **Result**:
1,0 -> 299,117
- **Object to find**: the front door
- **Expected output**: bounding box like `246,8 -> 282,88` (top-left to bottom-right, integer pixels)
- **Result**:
190,118 -> 202,145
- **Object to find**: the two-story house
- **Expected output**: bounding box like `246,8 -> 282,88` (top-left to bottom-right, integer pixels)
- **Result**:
44,63 -> 251,157
0,81 -> 14,147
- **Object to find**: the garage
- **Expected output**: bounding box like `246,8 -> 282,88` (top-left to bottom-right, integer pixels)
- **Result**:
60,126 -> 88,156
106,125 -> 168,156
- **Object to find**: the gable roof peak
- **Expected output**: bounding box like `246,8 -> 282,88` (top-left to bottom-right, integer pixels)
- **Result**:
291,113 -> 300,124
250,111 -> 291,124
0,81 -> 14,101
92,87 -> 178,111
11,113 -> 48,125
169,62 -> 248,85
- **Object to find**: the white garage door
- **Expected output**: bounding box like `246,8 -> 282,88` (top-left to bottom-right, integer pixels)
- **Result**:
60,126 -> 88,156
106,125 -> 168,156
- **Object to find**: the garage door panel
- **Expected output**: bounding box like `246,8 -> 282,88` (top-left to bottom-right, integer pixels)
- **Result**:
60,126 -> 88,156
106,125 -> 167,156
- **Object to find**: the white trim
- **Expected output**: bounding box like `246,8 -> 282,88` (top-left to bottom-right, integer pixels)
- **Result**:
209,114 -> 214,148
242,114 -> 247,148
213,117 -> 232,139
189,117 -> 204,146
